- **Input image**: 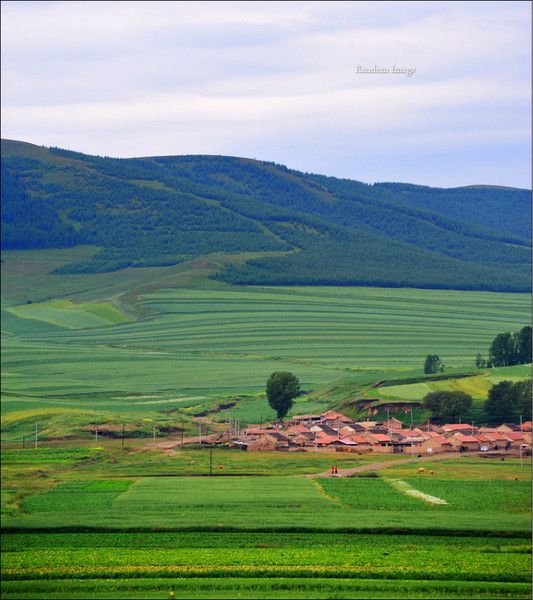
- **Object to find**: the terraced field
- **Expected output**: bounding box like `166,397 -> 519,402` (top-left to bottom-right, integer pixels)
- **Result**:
2,285 -> 530,418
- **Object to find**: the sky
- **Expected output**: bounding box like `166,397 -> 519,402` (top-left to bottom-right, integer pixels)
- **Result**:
1,0 -> 531,187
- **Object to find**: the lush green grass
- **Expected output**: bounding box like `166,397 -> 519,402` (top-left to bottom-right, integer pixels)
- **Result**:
372,364 -> 531,404
5,299 -> 131,329
2,273 -> 530,432
2,450 -> 531,599
3,468 -> 531,534
2,577 -> 531,600
2,532 -> 531,599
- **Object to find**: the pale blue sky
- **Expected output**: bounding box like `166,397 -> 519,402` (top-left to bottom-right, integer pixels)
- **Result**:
1,1 -> 531,187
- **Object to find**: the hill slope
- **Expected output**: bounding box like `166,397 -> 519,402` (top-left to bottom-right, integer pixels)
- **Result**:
1,139 -> 531,291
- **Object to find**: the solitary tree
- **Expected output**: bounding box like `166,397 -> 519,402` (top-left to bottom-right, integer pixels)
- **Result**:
266,371 -> 301,421
422,391 -> 473,421
424,354 -> 445,374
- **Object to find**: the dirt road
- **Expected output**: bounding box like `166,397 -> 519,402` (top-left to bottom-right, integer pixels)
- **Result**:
308,452 -> 464,478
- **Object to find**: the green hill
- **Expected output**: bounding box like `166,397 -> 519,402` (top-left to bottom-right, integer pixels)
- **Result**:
1,138 -> 531,291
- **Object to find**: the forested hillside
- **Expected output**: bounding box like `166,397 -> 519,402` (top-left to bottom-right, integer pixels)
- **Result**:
1,139 -> 531,291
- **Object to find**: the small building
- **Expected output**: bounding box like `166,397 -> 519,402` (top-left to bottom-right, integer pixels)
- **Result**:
415,432 -> 452,454
450,433 -> 480,451
247,432 -> 291,451
320,410 -> 353,423
383,417 -> 403,431
442,424 -> 477,434
496,423 -> 520,433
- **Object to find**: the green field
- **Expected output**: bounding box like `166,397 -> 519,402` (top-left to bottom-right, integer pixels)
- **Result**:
372,364 -> 532,402
2,249 -> 530,438
1,247 -> 532,598
1,447 -> 531,599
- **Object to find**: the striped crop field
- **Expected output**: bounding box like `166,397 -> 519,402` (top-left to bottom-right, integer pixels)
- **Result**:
3,473 -> 531,533
2,286 -> 530,417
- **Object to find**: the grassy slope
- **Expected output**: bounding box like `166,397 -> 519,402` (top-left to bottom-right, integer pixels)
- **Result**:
1,248 -> 531,441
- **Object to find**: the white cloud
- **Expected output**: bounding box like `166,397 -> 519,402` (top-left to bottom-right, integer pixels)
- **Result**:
1,0 -> 531,186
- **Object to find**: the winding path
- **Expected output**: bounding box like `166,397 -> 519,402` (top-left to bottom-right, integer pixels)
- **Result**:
308,452 -> 464,478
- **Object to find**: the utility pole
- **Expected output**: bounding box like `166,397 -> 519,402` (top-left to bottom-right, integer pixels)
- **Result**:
520,415 -> 524,469
410,408 -> 414,460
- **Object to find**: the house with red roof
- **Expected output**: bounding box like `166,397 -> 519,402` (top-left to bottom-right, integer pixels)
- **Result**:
320,410 -> 353,424
449,433 -> 480,451
442,424 -> 477,434
415,432 -> 453,454
383,417 -> 403,430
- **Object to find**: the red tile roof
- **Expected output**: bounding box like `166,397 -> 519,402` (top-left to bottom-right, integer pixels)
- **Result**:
286,425 -> 312,435
427,433 -> 451,445
453,434 -> 480,443
369,433 -> 392,443
521,421 -> 532,431
485,433 -> 510,441
315,434 -> 339,445
349,435 -> 371,444
443,424 -> 475,432
506,432 -> 525,440
320,410 -> 352,422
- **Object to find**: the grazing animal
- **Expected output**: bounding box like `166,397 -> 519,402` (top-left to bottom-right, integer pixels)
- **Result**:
417,468 -> 426,474
429,470 -> 436,476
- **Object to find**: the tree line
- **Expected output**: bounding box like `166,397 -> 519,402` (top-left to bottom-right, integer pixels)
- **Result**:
476,326 -> 531,368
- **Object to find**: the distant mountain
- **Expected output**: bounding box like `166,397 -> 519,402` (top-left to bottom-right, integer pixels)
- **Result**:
1,139 -> 531,292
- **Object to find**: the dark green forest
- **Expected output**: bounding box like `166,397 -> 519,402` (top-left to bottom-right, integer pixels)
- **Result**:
1,139 -> 531,291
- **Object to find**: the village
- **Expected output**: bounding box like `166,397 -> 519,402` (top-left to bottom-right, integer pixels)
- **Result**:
204,410 -> 532,455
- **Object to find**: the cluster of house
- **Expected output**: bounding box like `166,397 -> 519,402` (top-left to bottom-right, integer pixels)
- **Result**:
220,410 -> 532,454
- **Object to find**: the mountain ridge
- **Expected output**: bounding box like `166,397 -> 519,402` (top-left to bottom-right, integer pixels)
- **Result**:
1,138 -> 531,292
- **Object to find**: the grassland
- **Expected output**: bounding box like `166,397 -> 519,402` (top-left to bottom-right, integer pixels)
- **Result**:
371,364 -> 532,403
1,247 -> 532,598
1,447 -> 531,599
2,248 -> 531,441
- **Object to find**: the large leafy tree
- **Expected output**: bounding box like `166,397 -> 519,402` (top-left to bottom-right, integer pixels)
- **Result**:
485,380 -> 532,423
266,372 -> 301,421
422,391 -> 473,421
514,380 -> 532,421
515,326 -> 532,364
489,333 -> 517,367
